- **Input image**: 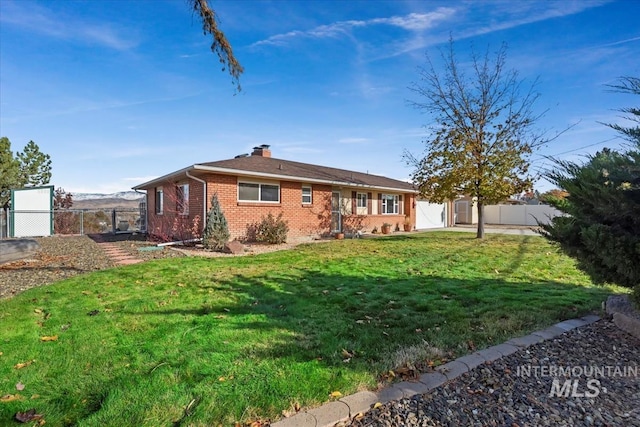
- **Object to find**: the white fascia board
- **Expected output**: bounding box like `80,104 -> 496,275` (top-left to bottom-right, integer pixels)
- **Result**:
192,164 -> 418,193
131,166 -> 195,190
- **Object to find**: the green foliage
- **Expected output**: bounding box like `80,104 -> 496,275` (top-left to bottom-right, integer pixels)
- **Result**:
255,212 -> 289,244
539,189 -> 569,206
202,193 -> 230,250
541,77 -> 640,303
17,140 -> 52,187
0,137 -> 21,207
0,137 -> 52,207
406,40 -> 544,238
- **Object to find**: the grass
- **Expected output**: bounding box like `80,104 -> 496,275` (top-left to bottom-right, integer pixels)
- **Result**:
0,232 -> 624,426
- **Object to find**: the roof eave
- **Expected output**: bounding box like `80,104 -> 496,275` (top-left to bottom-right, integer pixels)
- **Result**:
132,164 -> 417,193
192,164 -> 417,193
131,166 -> 195,190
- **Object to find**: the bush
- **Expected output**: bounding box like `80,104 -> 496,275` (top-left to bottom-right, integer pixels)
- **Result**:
254,212 -> 289,244
541,77 -> 640,304
202,194 -> 230,251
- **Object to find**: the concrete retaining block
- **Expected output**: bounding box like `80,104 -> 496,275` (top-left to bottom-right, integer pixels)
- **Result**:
339,391 -> 378,416
435,360 -> 468,381
308,401 -> 350,427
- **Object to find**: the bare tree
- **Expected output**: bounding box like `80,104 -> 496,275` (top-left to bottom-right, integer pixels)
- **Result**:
192,0 -> 244,91
405,40 -> 546,238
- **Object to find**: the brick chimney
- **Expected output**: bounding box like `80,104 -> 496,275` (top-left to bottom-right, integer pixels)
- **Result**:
251,144 -> 272,157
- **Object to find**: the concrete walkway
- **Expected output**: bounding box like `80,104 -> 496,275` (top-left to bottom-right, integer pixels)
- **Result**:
271,315 -> 601,427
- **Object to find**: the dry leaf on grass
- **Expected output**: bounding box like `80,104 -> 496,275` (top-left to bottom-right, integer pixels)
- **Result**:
14,408 -> 43,423
14,360 -> 35,369
329,391 -> 342,398
1,394 -> 22,402
16,382 -> 25,391
40,335 -> 58,342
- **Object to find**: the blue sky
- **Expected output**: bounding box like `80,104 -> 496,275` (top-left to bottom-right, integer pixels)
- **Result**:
1,0 -> 639,194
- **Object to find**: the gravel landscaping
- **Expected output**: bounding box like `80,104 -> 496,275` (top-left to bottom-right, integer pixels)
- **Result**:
346,319 -> 640,427
0,234 -> 184,299
0,233 -> 311,299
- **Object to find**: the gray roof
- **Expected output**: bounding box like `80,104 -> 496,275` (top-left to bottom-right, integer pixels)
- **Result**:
134,155 -> 416,192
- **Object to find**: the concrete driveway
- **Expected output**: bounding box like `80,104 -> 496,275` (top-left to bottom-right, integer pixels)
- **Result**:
420,225 -> 541,236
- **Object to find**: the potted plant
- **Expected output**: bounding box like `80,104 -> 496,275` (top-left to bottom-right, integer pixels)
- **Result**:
403,216 -> 412,232
381,222 -> 392,234
334,231 -> 345,240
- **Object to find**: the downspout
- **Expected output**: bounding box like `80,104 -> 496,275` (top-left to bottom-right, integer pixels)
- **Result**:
134,189 -> 147,233
185,170 -> 207,232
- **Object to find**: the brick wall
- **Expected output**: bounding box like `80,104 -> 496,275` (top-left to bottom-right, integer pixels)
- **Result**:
144,173 -> 416,242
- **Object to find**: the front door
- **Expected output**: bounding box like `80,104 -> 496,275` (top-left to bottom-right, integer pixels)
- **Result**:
331,191 -> 341,232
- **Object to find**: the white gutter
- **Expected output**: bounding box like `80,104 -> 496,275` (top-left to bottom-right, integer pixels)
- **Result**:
133,189 -> 147,233
186,170 -> 207,229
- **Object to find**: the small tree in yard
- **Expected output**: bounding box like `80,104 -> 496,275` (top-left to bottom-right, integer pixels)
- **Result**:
53,187 -> 76,234
405,40 -> 548,238
541,77 -> 640,305
203,194 -> 230,250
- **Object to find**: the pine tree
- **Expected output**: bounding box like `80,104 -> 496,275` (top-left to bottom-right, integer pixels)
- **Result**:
17,140 -> 52,187
0,137 -> 21,207
202,194 -> 230,250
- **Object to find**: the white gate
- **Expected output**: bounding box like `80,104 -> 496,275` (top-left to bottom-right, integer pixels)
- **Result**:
10,186 -> 54,237
416,201 -> 447,229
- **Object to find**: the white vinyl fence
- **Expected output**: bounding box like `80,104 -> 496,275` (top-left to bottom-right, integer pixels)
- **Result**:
484,205 -> 562,226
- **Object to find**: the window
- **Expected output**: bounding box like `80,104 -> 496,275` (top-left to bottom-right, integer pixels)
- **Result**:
356,193 -> 367,208
382,194 -> 399,214
155,187 -> 163,214
238,182 -> 280,202
302,186 -> 312,204
177,183 -> 189,215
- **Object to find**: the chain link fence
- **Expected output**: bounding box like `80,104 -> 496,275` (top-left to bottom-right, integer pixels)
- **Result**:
0,207 -> 146,239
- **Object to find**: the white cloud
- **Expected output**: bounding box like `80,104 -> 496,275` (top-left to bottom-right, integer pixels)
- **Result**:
0,2 -> 138,50
369,10 -> 456,31
251,8 -> 456,47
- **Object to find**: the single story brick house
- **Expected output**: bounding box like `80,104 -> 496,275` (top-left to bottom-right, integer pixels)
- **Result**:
133,145 -> 418,242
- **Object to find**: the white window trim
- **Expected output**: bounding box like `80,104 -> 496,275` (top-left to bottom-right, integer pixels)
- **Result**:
177,183 -> 189,216
356,192 -> 367,208
238,180 -> 281,203
155,187 -> 164,215
302,185 -> 312,204
382,194 -> 399,215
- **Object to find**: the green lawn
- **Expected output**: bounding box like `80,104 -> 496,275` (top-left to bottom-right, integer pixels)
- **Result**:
0,232 -> 623,426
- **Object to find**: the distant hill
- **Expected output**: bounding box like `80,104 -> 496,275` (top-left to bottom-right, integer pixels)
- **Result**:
72,191 -> 144,201
70,191 -> 145,210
